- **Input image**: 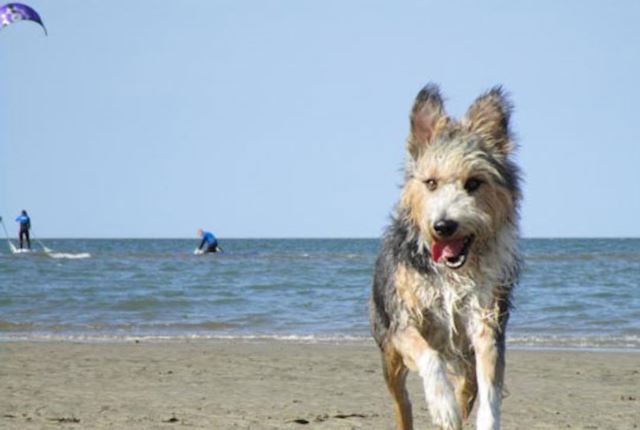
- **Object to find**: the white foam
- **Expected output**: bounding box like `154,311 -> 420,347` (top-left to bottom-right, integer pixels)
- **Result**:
507,334 -> 640,350
46,252 -> 91,259
6,242 -> 90,258
11,248 -> 33,254
0,333 -> 370,344
1,332 -> 639,351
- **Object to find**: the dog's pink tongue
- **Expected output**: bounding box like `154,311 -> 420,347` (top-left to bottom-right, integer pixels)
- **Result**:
431,239 -> 465,263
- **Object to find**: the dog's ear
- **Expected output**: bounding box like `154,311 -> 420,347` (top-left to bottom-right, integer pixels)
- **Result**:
408,83 -> 447,159
464,86 -> 514,157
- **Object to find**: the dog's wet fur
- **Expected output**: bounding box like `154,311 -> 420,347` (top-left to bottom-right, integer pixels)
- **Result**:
369,84 -> 521,430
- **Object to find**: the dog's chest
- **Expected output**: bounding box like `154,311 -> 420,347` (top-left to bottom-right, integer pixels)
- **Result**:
396,266 -> 496,342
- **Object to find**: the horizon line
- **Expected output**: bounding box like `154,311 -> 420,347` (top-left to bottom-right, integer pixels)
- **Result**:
14,236 -> 640,240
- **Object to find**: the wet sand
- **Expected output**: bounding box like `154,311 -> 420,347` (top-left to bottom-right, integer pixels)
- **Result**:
1,341 -> 638,429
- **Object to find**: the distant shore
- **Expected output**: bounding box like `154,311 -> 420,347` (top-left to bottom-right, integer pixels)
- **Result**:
2,340 -> 638,429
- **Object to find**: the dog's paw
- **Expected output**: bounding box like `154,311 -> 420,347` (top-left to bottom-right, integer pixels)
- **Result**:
476,405 -> 499,430
430,395 -> 462,430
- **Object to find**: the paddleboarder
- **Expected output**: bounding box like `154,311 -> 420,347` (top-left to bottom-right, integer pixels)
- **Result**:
15,210 -> 31,249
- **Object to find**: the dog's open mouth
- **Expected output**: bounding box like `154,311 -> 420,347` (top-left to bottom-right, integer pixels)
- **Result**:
431,235 -> 474,269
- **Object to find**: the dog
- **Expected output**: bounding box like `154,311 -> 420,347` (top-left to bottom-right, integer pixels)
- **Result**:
369,83 -> 521,430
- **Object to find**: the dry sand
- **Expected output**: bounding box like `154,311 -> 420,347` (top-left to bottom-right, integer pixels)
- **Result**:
1,340 -> 638,429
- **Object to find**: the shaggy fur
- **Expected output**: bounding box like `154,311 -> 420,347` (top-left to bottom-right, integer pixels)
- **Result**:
369,83 -> 521,430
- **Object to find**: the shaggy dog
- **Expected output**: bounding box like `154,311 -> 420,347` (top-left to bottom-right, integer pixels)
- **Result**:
369,84 -> 520,430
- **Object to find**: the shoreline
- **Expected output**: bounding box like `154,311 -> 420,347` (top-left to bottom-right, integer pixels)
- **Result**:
1,334 -> 639,353
2,340 -> 639,429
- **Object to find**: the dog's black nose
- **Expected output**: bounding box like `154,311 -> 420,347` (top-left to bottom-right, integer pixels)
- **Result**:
433,219 -> 458,237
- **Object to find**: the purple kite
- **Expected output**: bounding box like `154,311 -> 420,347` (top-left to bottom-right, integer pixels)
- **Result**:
0,3 -> 46,35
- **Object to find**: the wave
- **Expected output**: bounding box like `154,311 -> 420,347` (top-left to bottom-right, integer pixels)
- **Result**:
0,320 -> 34,331
0,332 -> 370,344
47,252 -> 91,259
507,334 -> 640,350
2,244 -> 91,259
1,331 -> 638,351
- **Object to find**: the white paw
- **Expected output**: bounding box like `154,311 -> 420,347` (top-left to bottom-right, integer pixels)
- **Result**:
417,352 -> 462,430
431,399 -> 462,430
476,406 -> 499,430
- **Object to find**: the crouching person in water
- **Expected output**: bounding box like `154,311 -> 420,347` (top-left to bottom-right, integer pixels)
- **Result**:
15,210 -> 31,249
197,229 -> 221,253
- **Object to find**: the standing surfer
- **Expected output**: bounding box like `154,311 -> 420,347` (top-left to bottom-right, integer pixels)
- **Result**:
15,210 -> 31,249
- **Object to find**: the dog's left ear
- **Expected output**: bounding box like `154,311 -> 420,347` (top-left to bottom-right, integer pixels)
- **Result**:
464,86 -> 514,157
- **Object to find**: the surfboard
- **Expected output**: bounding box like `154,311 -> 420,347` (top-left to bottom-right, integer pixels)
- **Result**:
193,247 -> 223,256
12,248 -> 33,254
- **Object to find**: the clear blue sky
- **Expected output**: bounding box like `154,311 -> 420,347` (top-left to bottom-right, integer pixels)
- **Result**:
1,1 -> 639,238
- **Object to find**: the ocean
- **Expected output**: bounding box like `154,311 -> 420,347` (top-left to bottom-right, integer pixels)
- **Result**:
0,238 -> 638,350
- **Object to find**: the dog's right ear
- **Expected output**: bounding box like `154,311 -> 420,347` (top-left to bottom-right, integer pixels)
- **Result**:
408,83 -> 447,159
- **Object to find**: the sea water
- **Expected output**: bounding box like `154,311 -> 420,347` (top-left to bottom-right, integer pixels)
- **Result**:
0,239 -> 638,350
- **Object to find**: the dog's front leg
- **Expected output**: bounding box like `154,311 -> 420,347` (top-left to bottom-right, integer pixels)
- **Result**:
393,327 -> 462,430
472,321 -> 505,430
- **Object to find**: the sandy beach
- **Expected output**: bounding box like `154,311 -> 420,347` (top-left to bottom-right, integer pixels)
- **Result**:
1,341 -> 638,429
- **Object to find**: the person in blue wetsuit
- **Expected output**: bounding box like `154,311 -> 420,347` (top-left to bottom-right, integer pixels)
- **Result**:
197,228 -> 221,253
15,210 -> 31,249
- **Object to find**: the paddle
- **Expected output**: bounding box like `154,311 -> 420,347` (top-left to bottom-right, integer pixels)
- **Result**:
0,216 -> 18,252
29,229 -> 53,253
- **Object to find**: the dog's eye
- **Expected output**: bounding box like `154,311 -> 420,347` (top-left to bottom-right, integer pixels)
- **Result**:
465,178 -> 482,193
424,179 -> 438,191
